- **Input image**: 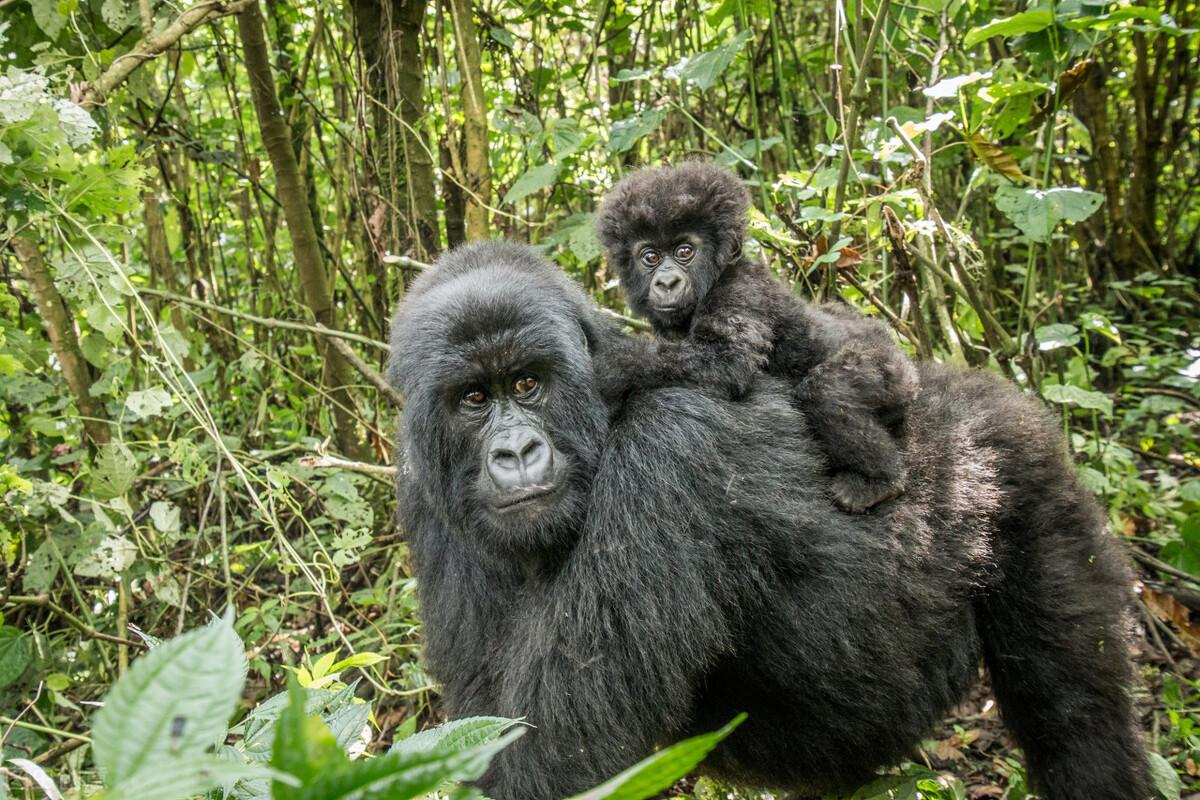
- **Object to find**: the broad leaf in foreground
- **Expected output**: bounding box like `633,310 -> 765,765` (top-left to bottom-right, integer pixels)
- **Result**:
92,615 -> 246,786
566,714 -> 746,800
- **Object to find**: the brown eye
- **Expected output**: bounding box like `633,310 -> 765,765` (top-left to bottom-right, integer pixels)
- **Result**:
462,388 -> 488,407
640,249 -> 661,268
513,375 -> 539,396
675,243 -> 694,261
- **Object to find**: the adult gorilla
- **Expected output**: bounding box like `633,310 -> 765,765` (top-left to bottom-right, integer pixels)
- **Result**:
387,241 -> 1148,800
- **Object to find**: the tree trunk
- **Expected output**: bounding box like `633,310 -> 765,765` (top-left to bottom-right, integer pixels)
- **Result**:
441,134 -> 467,248
11,237 -> 110,446
237,1 -> 364,458
446,0 -> 490,238
395,0 -> 439,258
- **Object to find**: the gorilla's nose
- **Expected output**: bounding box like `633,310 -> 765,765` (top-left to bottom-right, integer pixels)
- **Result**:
650,271 -> 685,306
486,426 -> 555,491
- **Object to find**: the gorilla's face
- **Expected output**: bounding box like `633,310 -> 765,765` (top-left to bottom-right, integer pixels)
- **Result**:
389,247 -> 608,557
619,231 -> 720,332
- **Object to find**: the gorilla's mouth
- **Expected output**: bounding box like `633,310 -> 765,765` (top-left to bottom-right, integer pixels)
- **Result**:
491,483 -> 562,512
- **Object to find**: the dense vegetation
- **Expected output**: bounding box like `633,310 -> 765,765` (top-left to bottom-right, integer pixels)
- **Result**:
1,0 -> 1198,797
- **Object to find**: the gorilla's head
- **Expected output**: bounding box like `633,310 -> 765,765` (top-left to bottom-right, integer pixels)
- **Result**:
596,162 -> 749,333
388,241 -> 609,558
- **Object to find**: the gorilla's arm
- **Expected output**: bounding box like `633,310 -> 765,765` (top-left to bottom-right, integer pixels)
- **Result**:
480,391 -> 762,798
781,304 -> 920,511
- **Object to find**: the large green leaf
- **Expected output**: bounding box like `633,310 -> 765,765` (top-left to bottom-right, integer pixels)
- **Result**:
92,616 -> 247,786
664,29 -> 753,91
1041,383 -> 1113,416
104,757 -> 281,800
1148,752 -> 1183,800
90,441 -> 138,500
608,108 -> 667,154
566,714 -> 745,800
389,716 -> 520,757
1034,323 -> 1081,351
272,679 -> 349,793
994,186 -> 1104,242
296,728 -> 524,800
502,162 -> 560,205
0,625 -> 31,688
964,10 -> 1054,47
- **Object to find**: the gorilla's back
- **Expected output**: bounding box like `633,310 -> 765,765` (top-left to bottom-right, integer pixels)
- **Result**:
627,373 -> 998,792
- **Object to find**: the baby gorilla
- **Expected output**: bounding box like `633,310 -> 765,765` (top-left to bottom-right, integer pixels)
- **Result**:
597,162 -> 916,512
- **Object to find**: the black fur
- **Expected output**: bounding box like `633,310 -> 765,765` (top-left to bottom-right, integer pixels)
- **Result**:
388,241 -> 1149,800
596,162 -> 918,512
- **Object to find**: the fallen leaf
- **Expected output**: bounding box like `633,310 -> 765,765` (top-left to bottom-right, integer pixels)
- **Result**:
1144,588 -> 1200,653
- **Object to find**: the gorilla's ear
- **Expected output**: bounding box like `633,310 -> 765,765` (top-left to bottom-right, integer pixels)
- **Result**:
578,307 -> 621,356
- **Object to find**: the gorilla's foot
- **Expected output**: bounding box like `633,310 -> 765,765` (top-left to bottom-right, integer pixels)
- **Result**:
830,472 -> 903,514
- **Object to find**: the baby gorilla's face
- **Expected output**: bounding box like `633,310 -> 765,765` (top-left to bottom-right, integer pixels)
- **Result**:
624,232 -> 712,330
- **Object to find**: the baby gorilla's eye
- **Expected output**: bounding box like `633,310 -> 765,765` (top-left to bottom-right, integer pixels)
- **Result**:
639,248 -> 662,268
513,375 -> 539,396
674,243 -> 695,261
462,388 -> 488,407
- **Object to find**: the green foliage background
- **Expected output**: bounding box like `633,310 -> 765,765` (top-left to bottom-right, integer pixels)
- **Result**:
1,0 -> 1199,797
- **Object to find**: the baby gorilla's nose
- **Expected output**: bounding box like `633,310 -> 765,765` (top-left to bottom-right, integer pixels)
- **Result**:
486,426 -> 554,491
654,271 -> 681,292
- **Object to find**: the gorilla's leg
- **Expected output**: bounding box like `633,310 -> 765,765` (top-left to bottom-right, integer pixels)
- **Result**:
796,339 -> 918,513
977,444 -> 1148,799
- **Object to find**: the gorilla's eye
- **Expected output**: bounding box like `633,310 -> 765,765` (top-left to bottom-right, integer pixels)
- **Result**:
462,388 -> 488,407
639,248 -> 662,268
674,243 -> 695,261
513,375 -> 539,396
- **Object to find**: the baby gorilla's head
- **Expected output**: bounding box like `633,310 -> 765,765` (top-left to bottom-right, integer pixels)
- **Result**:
597,162 -> 750,333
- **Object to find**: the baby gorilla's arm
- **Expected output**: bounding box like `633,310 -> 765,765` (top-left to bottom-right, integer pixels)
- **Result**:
791,306 -> 919,513
594,312 -> 773,407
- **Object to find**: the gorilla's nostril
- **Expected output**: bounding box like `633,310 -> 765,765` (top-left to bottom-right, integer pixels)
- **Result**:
518,438 -> 542,462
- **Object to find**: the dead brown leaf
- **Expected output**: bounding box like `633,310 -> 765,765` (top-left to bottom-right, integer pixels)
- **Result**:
1145,588 -> 1200,653
966,132 -> 1026,182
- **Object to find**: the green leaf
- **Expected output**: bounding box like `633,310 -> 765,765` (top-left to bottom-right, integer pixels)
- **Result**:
389,717 -> 519,756
924,71 -> 990,99
963,10 -> 1054,47
1147,752 -> 1183,800
502,162 -> 559,205
548,119 -> 587,158
994,186 -> 1104,242
1034,323 -> 1081,351
327,652 -> 387,674
149,501 -> 181,536
92,616 -> 247,787
1180,481 -> 1200,504
28,0 -> 69,39
1041,383 -> 1113,416
90,441 -> 138,500
299,728 -> 524,800
124,387 -> 173,420
665,29 -> 753,91
0,625 -> 31,688
272,678 -> 349,793
566,714 -> 745,800
104,756 -> 282,800
608,108 -> 667,154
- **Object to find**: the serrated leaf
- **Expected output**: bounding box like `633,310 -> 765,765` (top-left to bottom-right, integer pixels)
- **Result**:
994,186 -> 1104,242
567,714 -> 745,800
963,10 -> 1054,48
105,756 -> 281,800
91,441 -> 138,500
607,108 -> 667,154
73,533 -> 137,578
0,626 -> 31,688
389,717 -> 519,756
503,162 -> 559,205
1034,323 -> 1081,351
1041,383 -> 1113,416
272,678 -> 348,793
299,728 -> 524,800
92,617 -> 247,786
664,29 -> 753,91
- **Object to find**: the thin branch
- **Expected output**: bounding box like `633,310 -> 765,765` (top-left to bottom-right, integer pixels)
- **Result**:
3,595 -> 144,648
137,287 -> 390,350
78,0 -> 258,108
297,455 -> 398,479
324,334 -> 405,408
